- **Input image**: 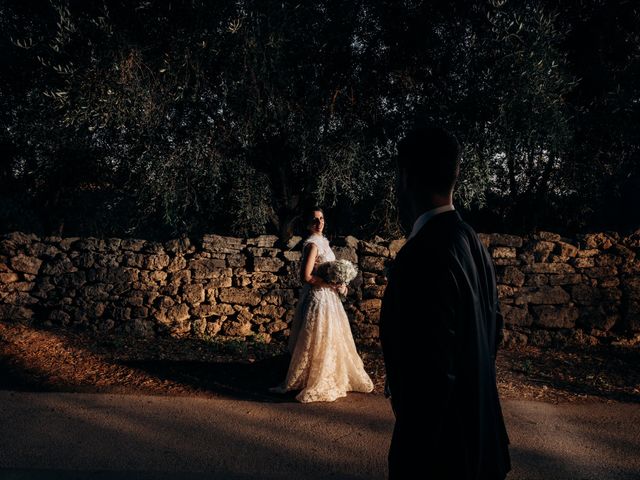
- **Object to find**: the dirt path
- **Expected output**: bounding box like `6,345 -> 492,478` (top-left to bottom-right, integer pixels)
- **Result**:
1,391 -> 639,479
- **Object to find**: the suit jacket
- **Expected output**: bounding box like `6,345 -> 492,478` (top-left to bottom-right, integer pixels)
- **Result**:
380,210 -> 511,479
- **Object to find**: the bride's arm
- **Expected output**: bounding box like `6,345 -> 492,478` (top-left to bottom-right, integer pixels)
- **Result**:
300,243 -> 333,289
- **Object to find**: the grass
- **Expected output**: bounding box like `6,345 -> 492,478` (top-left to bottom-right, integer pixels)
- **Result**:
200,333 -> 286,360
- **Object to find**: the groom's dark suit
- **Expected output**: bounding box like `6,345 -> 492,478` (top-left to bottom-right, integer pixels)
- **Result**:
380,210 -> 511,479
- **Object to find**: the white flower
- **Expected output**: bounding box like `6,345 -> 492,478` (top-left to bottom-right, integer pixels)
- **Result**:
316,259 -> 358,285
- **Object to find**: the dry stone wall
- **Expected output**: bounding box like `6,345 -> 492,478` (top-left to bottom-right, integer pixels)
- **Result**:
1,230 -> 639,347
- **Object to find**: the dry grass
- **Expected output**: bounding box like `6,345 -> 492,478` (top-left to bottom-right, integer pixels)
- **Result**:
1,321 -> 638,404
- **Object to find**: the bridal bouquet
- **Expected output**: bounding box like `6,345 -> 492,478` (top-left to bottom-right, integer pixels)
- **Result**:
316,259 -> 358,299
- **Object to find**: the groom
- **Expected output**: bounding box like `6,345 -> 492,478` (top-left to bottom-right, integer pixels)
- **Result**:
380,126 -> 511,479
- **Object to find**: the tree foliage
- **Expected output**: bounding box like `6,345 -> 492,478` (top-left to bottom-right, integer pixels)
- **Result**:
1,0 -> 638,239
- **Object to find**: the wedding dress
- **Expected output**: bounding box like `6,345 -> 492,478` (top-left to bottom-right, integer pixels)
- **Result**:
272,233 -> 374,403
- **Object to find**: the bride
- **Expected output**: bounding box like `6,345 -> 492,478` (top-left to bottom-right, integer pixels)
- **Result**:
271,207 -> 374,403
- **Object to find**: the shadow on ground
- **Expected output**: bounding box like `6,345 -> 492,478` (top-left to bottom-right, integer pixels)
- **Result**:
117,355 -> 296,402
1,321 -> 639,404
498,344 -> 640,403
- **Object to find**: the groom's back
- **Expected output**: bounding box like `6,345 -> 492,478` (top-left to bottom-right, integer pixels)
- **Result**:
387,210 -> 511,479
431,212 -> 511,479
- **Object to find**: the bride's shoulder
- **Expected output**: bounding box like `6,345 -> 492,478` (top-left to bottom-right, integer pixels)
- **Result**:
303,235 -> 320,248
303,234 -> 329,252
304,233 -> 323,243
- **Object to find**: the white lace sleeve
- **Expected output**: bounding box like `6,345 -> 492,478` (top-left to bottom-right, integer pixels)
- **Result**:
303,236 -> 323,255
303,235 -> 335,263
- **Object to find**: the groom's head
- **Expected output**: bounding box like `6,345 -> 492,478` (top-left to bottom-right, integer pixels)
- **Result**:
396,126 -> 461,199
395,126 -> 460,230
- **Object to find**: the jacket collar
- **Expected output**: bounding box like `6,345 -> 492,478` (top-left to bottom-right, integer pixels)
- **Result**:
401,210 -> 461,252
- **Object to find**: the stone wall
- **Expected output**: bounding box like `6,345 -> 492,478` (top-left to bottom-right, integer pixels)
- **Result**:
1,230 -> 639,346
479,231 -> 640,346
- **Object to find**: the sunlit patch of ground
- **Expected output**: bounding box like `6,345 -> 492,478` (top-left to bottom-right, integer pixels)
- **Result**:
1,321 -> 638,404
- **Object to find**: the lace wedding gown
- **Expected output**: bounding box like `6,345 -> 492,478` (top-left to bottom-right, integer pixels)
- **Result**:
272,233 -> 374,403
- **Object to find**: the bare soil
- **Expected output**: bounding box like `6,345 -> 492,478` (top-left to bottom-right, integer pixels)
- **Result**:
1,321 -> 638,404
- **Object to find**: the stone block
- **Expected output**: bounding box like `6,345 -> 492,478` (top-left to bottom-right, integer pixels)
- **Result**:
493,258 -> 520,266
577,249 -> 599,258
0,232 -> 37,252
206,319 -> 224,336
283,251 -> 302,262
363,284 -> 386,299
332,246 -> 358,264
49,309 -> 70,325
535,231 -> 561,242
548,274 -> 583,286
250,272 -> 279,287
2,281 -> 34,292
522,263 -> 575,274
218,288 -> 262,306
353,324 -> 379,339
252,257 -> 285,272
166,256 -> 187,272
247,247 -> 280,258
599,277 -> 620,288
360,256 -> 386,273
120,239 -> 146,251
168,270 -> 192,286
524,274 -> 548,287
555,241 -> 578,258
182,284 -> 205,304
41,255 -> 78,275
514,286 -> 570,305
583,266 -> 617,279
155,303 -> 190,326
194,303 -> 235,317
358,299 -> 382,323
204,276 -> 232,289
202,234 -> 244,253
254,304 -> 286,319
132,319 -> 155,338
164,237 -> 191,254
489,234 -> 523,248
142,254 -> 170,270
497,266 -> 525,287
497,285 -> 518,299
573,257 -> 595,268
222,320 -> 252,337
389,239 -> 406,258
123,252 -> 146,268
10,255 -> 42,275
286,236 -> 303,250
3,291 -> 37,306
189,258 -> 227,279
532,305 -> 579,329
246,235 -> 279,248
0,272 -> 19,283
492,247 -> 517,259
266,321 -> 288,334
501,304 -> 531,326
226,254 -> 247,268
582,233 -> 615,250
532,241 -> 555,261
359,241 -> 389,257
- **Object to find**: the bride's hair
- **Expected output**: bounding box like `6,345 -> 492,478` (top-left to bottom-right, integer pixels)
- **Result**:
306,206 -> 324,219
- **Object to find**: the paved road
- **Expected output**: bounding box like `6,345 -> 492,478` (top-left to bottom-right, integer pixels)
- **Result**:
0,391 -> 638,479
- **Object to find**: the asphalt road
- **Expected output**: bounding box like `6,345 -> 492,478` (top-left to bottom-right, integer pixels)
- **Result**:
0,391 -> 638,479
